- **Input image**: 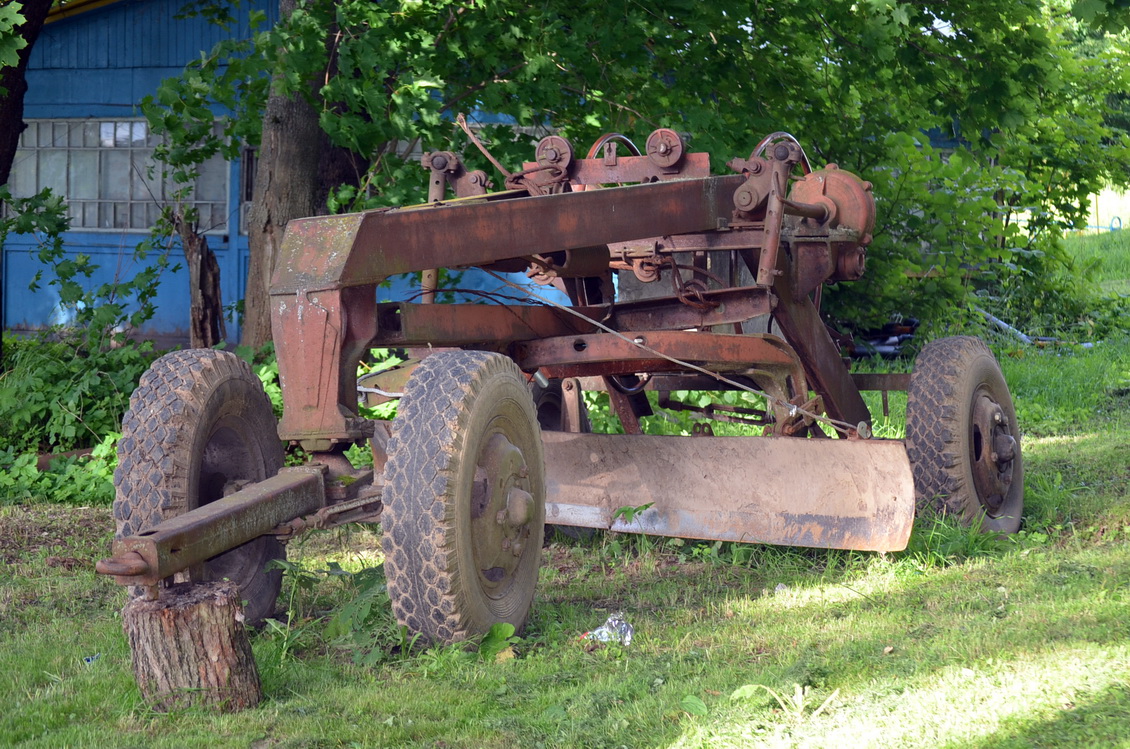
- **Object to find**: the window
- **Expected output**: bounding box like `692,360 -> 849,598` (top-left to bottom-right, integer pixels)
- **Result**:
8,119 -> 229,233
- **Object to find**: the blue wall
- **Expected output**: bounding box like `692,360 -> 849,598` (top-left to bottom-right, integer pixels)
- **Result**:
3,0 -> 275,342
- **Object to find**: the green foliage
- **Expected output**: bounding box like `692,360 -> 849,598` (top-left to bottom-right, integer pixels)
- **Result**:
827,133 -> 1030,330
611,502 -> 654,525
680,693 -> 709,717
477,622 -> 520,662
999,339 -> 1129,435
1074,0 -> 1130,31
268,557 -> 425,667
0,332 -> 155,454
0,433 -> 118,506
233,341 -> 284,417
730,683 -> 840,724
0,2 -> 27,94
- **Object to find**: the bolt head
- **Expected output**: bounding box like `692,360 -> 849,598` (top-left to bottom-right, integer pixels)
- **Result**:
431,154 -> 448,170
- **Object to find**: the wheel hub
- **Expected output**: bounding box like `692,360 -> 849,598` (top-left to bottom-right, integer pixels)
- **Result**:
970,393 -> 1016,513
471,433 -> 533,596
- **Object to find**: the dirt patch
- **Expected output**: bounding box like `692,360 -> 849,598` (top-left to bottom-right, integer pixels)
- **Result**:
0,504 -> 112,565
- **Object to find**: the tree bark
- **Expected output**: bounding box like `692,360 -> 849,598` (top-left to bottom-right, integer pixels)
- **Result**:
122,581 -> 262,713
174,212 -> 226,348
240,1 -> 321,349
241,0 -> 365,350
0,0 -> 52,187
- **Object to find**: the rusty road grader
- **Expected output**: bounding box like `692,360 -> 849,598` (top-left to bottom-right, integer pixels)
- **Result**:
97,130 -> 1023,644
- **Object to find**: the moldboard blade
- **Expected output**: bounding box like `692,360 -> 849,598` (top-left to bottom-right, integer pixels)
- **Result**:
542,432 -> 914,552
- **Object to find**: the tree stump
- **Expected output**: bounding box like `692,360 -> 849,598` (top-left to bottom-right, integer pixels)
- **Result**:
122,581 -> 262,712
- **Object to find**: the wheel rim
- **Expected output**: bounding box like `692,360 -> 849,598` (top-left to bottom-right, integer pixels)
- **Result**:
195,416 -> 270,583
470,427 -> 535,599
199,421 -> 265,504
969,387 -> 1018,515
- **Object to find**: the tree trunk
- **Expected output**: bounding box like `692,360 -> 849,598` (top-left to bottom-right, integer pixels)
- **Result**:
174,213 -> 226,348
122,581 -> 262,713
0,0 -> 52,187
241,0 -> 365,350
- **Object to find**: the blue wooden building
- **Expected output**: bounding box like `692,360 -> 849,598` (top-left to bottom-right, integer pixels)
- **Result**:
2,0 -> 562,343
3,0 -> 282,343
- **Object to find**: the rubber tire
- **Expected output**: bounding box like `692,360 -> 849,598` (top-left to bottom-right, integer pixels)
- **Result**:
381,351 -> 545,645
906,336 -> 1024,533
113,349 -> 285,624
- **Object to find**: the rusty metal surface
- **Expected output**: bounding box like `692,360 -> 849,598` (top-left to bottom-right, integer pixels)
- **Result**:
95,467 -> 326,587
374,288 -> 773,349
851,373 -> 911,392
602,287 -> 773,330
515,330 -> 799,376
271,175 -> 745,293
608,228 -> 768,256
377,302 -> 594,348
269,130 -> 879,454
273,285 -> 379,448
743,245 -> 872,427
542,432 -> 914,551
565,153 -> 711,185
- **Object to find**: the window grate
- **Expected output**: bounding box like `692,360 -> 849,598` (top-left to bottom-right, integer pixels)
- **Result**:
8,118 -> 230,233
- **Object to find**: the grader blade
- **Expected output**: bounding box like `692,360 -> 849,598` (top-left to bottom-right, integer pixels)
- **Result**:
543,432 -> 915,552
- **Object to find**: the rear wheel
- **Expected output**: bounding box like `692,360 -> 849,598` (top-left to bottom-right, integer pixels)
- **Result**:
113,349 -> 285,623
906,336 -> 1023,533
381,351 -> 545,644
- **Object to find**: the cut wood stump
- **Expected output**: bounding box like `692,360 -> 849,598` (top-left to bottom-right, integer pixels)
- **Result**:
122,581 -> 261,712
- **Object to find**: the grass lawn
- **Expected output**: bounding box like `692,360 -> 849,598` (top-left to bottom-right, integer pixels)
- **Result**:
1,240 -> 1127,748
1065,230 -> 1130,297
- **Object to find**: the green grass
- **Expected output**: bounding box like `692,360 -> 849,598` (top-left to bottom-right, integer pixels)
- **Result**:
2,337 -> 1129,748
1065,230 -> 1130,296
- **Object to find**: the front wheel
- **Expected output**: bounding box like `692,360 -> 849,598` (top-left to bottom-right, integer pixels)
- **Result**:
906,336 -> 1023,533
381,351 -> 545,644
112,349 -> 285,623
